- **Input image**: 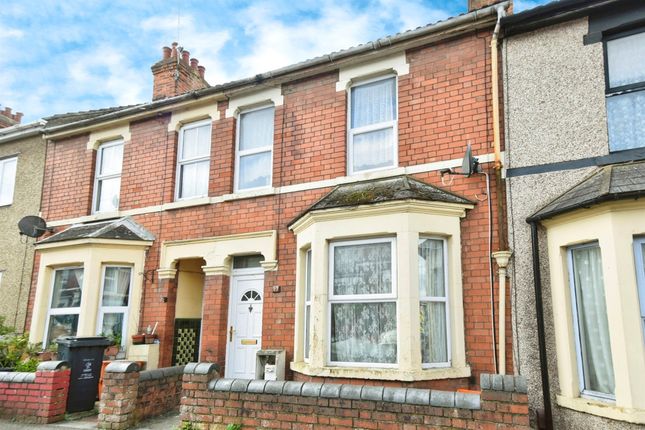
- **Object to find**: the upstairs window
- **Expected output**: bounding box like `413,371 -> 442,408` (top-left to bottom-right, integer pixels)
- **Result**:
605,29 -> 645,151
0,156 -> 17,206
348,76 -> 397,174
176,120 -> 211,200
93,140 -> 123,213
235,106 -> 274,191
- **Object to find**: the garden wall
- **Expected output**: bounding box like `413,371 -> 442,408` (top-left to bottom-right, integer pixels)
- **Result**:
0,361 -> 70,423
98,361 -> 184,429
179,363 -> 530,430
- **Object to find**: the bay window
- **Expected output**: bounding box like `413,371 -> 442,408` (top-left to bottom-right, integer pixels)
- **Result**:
567,243 -> 615,399
304,249 -> 312,361
97,266 -> 132,346
235,106 -> 274,191
329,238 -> 397,365
176,120 -> 211,200
93,140 -> 123,213
605,29 -> 645,151
634,237 -> 645,341
45,267 -> 84,345
348,76 -> 397,174
419,237 -> 450,367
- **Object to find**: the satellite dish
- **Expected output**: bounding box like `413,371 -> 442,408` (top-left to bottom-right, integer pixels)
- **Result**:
18,215 -> 49,238
461,144 -> 479,178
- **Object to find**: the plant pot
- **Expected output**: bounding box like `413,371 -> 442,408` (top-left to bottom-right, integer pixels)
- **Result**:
144,334 -> 156,344
105,345 -> 119,356
132,334 -> 145,345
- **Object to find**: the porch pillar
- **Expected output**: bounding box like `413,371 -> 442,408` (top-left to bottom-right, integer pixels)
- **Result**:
156,269 -> 178,367
200,266 -> 230,374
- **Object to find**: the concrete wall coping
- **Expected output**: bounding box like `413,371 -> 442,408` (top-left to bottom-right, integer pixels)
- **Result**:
183,362 -> 220,375
140,365 -> 185,381
36,360 -> 69,371
0,371 -> 37,383
480,373 -> 527,393
105,361 -> 140,373
207,378 -> 481,410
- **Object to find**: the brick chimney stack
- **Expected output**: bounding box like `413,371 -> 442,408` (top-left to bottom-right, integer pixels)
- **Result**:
151,42 -> 209,101
468,0 -> 507,11
0,106 -> 24,129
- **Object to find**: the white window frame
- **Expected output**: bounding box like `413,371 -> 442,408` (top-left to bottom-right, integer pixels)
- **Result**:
327,237 -> 398,368
0,156 -> 18,206
419,236 -> 451,369
92,139 -> 123,213
304,248 -> 312,362
175,119 -> 212,201
43,266 -> 84,346
347,75 -> 398,176
234,104 -> 274,193
567,242 -> 615,402
96,265 -> 132,347
634,237 -> 645,343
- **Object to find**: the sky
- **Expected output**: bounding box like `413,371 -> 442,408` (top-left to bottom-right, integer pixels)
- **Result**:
0,0 -> 550,124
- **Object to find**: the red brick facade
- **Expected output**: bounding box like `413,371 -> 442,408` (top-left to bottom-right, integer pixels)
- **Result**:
29,26 -> 512,391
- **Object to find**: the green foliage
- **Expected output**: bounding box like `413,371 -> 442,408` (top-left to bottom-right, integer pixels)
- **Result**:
0,316 -> 42,372
226,424 -> 242,430
176,422 -> 197,430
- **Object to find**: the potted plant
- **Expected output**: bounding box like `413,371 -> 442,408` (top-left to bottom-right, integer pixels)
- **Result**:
132,333 -> 145,344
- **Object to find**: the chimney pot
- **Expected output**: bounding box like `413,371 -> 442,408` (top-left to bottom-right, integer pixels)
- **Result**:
190,58 -> 198,69
15,112 -> 23,123
171,42 -> 178,58
198,65 -> 205,79
162,46 -> 171,59
153,43 -> 209,100
5,107 -> 11,115
182,50 -> 190,64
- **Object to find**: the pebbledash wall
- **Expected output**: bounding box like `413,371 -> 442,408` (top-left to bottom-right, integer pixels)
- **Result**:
25,1 -> 513,393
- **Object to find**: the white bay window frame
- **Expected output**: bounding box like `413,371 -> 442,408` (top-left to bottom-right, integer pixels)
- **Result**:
96,265 -> 132,347
634,237 -> 645,343
175,119 -> 212,200
347,75 -> 398,176
419,237 -> 451,368
304,249 -> 312,362
93,139 -> 123,213
234,105 -> 274,192
43,266 -> 84,346
327,237 -> 398,368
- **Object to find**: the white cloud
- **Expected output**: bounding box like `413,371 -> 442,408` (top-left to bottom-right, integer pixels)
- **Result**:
0,28 -> 24,39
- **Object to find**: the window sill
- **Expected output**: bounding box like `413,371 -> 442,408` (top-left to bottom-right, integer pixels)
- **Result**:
291,361 -> 470,382
557,395 -> 645,425
220,187 -> 276,202
165,197 -> 211,211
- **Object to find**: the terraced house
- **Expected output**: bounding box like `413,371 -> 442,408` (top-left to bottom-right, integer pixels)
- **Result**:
25,0 -> 514,401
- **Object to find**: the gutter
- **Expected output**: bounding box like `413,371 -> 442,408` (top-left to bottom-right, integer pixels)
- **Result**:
43,1 -> 508,139
0,120 -> 46,144
529,222 -> 554,430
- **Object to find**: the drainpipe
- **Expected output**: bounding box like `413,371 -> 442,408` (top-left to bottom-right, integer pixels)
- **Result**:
492,250 -> 512,374
491,4 -> 505,172
530,222 -> 553,430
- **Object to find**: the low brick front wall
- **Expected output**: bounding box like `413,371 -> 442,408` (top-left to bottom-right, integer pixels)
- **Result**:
180,363 -> 530,430
0,361 -> 70,424
98,361 -> 185,429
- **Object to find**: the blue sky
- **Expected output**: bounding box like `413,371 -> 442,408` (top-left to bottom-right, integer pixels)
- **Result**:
0,0 -> 549,124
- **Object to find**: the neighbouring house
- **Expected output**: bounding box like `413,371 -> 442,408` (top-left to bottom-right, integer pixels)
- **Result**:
502,0 -> 645,428
0,116 -> 44,332
0,107 -> 23,129
25,0 -> 514,396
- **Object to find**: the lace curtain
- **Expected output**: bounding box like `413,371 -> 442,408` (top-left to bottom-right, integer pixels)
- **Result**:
330,241 -> 396,364
238,107 -> 274,189
419,239 -> 448,364
51,268 -> 84,308
179,123 -> 210,198
350,77 -> 396,172
571,245 -> 615,396
102,267 -> 131,306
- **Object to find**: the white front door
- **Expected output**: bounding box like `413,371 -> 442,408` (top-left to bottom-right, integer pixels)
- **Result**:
225,272 -> 263,379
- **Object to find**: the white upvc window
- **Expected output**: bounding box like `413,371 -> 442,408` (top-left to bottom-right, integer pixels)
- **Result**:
97,266 -> 132,347
634,237 -> 645,342
567,243 -> 615,401
419,237 -> 451,368
235,105 -> 274,192
44,267 -> 84,346
604,29 -> 645,152
303,249 -> 312,362
93,140 -> 123,213
348,75 -> 398,175
328,237 -> 397,367
0,156 -> 18,206
176,120 -> 211,200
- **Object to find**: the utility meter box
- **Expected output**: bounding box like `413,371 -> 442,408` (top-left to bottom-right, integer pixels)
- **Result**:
255,349 -> 286,381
